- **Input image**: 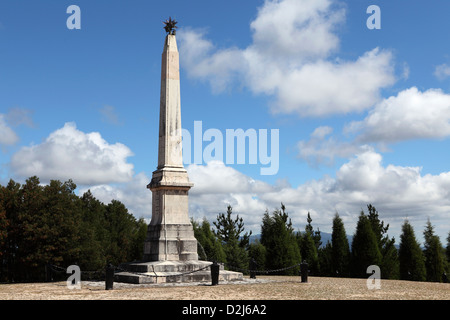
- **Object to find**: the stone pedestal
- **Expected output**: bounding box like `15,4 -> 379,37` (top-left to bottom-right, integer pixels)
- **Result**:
115,261 -> 243,284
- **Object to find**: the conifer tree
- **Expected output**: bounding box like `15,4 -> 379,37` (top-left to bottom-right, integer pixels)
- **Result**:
318,241 -> 333,276
248,239 -> 266,272
261,204 -> 301,275
331,213 -> 350,276
299,213 -> 320,274
366,204 -> 398,279
214,205 -> 251,270
193,217 -> 226,263
423,219 -> 445,282
351,212 -> 382,278
399,220 -> 426,281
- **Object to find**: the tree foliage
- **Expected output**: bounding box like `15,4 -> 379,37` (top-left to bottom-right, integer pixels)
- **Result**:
0,177 -> 147,282
260,204 -> 301,275
351,212 -> 382,278
399,220 -> 426,281
423,219 -> 445,282
331,212 -> 350,277
213,205 -> 251,270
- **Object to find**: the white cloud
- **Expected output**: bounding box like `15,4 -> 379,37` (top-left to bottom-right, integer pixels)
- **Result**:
297,126 -> 365,166
434,63 -> 450,80
10,122 -> 134,185
183,154 -> 450,242
78,172 -> 151,219
0,114 -> 19,146
347,87 -> 450,143
178,0 -> 396,117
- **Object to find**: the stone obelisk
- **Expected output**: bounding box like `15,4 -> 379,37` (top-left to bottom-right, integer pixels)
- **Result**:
114,19 -> 242,283
143,19 -> 198,262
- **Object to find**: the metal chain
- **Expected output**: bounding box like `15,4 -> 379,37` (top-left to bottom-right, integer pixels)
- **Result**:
222,262 -> 301,274
48,261 -> 302,279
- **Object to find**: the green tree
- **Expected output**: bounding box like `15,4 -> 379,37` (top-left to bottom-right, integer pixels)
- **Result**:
104,199 -> 141,265
399,220 -> 426,281
447,231 -> 450,271
248,240 -> 266,272
381,237 -> 399,279
193,217 -> 226,263
0,179 -> 22,281
131,217 -> 148,261
214,205 -> 251,270
423,219 -> 445,282
304,212 -> 322,250
331,213 -> 350,277
366,204 -> 398,279
79,190 -> 109,271
351,212 -> 382,278
298,214 -> 320,275
0,202 -> 8,259
260,204 -> 301,275
318,241 -> 333,276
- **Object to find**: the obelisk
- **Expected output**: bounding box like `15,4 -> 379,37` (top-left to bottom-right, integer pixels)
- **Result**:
143,18 -> 198,261
114,19 -> 243,283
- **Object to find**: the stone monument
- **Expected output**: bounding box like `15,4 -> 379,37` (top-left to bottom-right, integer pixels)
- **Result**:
115,18 -> 242,284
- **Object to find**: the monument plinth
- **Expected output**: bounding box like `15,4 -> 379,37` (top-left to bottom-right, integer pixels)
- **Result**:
115,19 -> 242,284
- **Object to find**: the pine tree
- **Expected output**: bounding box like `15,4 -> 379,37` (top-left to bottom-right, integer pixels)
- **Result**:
214,205 -> 251,270
331,212 -> 350,277
318,241 -> 333,276
299,213 -> 320,274
366,204 -> 398,279
351,212 -> 382,278
399,220 -> 426,281
260,204 -> 301,275
423,219 -> 445,282
447,231 -> 450,267
248,239 -> 266,272
193,217 -> 226,263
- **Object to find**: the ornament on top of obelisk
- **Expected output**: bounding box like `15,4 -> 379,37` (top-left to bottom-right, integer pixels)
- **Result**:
143,18 -> 198,262
163,17 -> 178,35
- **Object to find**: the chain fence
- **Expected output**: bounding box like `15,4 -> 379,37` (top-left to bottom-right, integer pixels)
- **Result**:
46,259 -> 309,289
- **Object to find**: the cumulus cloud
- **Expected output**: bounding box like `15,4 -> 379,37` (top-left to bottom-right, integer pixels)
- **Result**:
78,172 -> 151,219
0,114 -> 19,146
10,122 -> 134,185
183,154 -> 450,242
178,0 -> 395,117
434,63 -> 450,80
346,87 -> 450,144
297,126 -> 365,166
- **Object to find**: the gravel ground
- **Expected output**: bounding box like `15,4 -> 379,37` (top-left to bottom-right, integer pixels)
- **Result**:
0,276 -> 449,300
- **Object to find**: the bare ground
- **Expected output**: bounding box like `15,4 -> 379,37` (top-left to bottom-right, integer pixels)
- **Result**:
0,276 -> 449,300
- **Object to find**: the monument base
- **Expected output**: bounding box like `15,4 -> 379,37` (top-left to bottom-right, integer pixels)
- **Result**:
114,260 -> 243,284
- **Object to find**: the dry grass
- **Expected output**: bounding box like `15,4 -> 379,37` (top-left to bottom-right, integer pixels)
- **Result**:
0,276 -> 449,300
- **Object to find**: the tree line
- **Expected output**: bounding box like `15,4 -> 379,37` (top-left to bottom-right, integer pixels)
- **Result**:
194,204 -> 450,282
0,177 -> 147,282
1,176 -> 449,283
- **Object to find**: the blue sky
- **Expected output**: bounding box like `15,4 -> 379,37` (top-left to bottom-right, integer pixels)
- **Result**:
1,0 -> 450,244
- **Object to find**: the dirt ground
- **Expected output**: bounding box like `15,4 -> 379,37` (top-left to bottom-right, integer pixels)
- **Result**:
0,276 -> 448,300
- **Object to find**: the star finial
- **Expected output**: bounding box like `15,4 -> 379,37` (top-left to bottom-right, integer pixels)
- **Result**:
163,17 -> 178,35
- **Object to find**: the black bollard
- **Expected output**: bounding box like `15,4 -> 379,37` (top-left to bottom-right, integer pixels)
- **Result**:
300,261 -> 308,283
105,264 -> 114,290
211,261 -> 220,286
